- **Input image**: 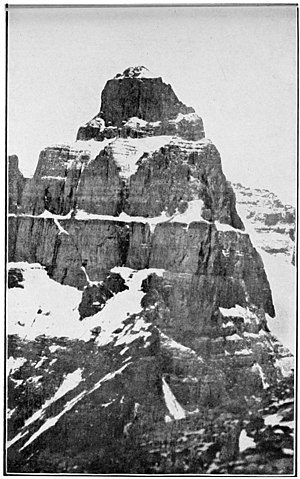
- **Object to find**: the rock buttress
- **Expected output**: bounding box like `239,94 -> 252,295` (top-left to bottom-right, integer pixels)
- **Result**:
8,155 -> 27,214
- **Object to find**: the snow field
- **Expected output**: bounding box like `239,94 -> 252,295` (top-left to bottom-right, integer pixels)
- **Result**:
7,262 -> 165,345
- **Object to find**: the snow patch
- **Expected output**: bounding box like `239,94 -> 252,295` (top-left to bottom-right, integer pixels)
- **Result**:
222,321 -> 235,328
160,332 -> 199,358
264,413 -> 284,426
7,262 -> 165,344
226,333 -> 243,341
162,377 -> 186,421
37,210 -> 73,220
7,408 -> 16,419
236,348 -> 252,356
215,221 -> 246,234
239,429 -> 255,452
86,364 -> 130,396
54,217 -> 69,236
106,136 -> 173,178
114,66 -> 157,79
170,199 -> 208,225
252,363 -> 269,389
275,357 -> 294,377
48,345 -> 65,353
169,137 -> 211,150
47,139 -> 112,169
41,175 -> 66,181
82,267 -> 164,346
113,318 -> 152,348
7,357 -> 26,375
80,266 -> 102,287
7,262 -> 82,340
172,112 -> 202,123
34,356 -> 48,369
86,117 -> 105,130
75,200 -> 209,231
219,305 -> 259,325
27,375 -> 43,384
124,117 -> 148,129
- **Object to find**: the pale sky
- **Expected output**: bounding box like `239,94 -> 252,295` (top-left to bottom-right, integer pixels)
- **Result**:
8,5 -> 297,205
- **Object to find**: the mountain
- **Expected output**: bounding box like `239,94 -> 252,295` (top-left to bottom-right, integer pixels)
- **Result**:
233,184 -> 296,356
7,66 -> 294,474
233,183 -> 295,263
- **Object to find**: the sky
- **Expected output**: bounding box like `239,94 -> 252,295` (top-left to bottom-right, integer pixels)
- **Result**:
8,5 -> 297,205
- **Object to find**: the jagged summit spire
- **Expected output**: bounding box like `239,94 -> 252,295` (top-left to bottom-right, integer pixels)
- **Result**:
114,66 -> 157,80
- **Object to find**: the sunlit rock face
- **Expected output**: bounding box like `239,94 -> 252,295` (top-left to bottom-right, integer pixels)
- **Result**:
7,67 -> 293,474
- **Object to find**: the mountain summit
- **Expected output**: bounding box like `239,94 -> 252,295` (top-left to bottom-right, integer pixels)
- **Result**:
114,65 -> 157,79
7,67 -> 294,474
77,65 -> 200,135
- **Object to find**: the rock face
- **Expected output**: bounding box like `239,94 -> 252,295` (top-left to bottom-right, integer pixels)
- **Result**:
100,72 -> 193,126
16,139 -> 242,228
77,66 -> 204,142
7,66 -> 294,474
8,155 -> 27,214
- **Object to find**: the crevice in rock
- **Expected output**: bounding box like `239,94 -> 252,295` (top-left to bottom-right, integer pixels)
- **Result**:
196,225 -> 213,275
47,236 -> 62,278
116,179 -> 129,215
118,225 -> 130,266
61,267 -> 68,285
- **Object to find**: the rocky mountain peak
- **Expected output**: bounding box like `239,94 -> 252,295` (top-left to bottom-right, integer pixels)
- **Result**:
7,65 -> 294,474
77,67 -> 201,137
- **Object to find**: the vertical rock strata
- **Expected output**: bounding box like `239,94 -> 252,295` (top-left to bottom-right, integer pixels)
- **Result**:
8,155 -> 27,213
7,66 -> 293,474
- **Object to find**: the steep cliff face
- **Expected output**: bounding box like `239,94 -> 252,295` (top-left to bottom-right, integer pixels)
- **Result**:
17,138 -> 242,229
101,75 -> 193,126
8,213 -> 274,318
8,155 -> 27,214
7,66 -> 294,474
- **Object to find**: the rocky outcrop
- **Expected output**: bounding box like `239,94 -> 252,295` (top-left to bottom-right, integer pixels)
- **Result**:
7,267 -> 24,289
8,156 -> 27,214
78,272 -> 128,320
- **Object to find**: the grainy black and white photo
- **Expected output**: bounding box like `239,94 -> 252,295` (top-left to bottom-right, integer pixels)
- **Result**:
6,4 -> 296,475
